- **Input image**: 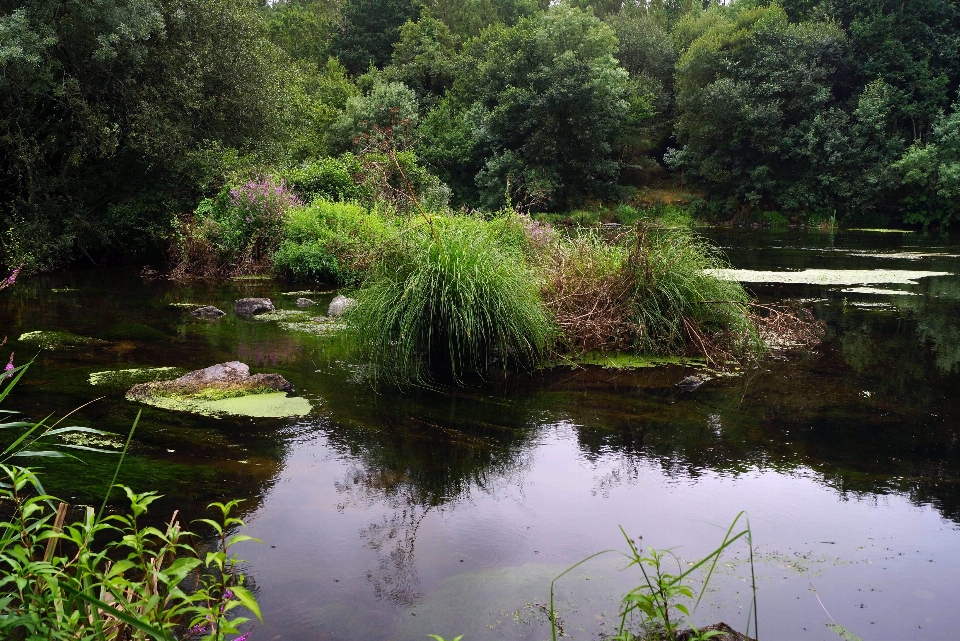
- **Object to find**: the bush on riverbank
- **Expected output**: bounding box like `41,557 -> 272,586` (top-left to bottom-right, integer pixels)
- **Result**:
272,199 -> 396,284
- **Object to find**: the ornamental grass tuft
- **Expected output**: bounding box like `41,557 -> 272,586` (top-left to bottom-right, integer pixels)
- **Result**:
340,215 -> 555,386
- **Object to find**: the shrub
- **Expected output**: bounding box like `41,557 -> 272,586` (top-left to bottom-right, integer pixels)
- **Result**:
542,225 -> 760,362
339,215 -> 555,385
272,199 -> 395,284
171,177 -> 302,278
283,155 -> 366,203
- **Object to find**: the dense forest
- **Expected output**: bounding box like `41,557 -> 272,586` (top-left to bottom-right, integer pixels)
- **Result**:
3,0 -> 960,270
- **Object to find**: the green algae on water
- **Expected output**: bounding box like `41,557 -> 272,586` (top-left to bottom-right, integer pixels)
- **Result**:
549,351 -> 707,370
279,320 -> 344,335
706,268 -> 951,286
250,309 -> 311,322
134,391 -> 311,418
89,367 -> 186,388
18,330 -> 107,349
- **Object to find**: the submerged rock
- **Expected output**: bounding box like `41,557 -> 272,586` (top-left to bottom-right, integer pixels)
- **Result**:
126,361 -> 307,418
191,305 -> 226,318
676,374 -> 709,392
18,330 -> 107,350
327,294 -> 357,317
296,297 -> 315,307
675,623 -> 754,641
235,298 -> 275,317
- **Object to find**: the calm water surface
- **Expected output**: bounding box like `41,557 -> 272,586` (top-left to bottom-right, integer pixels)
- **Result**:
2,229 -> 960,640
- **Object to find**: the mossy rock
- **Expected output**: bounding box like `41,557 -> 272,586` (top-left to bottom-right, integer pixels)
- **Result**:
18,330 -> 108,350
89,367 -> 187,389
126,362 -> 310,418
279,319 -> 344,335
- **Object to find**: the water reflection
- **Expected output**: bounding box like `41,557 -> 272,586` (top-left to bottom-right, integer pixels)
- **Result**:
3,232 -> 960,639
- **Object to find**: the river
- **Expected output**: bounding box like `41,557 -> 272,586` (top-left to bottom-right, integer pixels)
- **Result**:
1,228 -> 959,640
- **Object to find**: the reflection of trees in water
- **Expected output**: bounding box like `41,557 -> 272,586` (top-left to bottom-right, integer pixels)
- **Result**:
319,387 -> 538,605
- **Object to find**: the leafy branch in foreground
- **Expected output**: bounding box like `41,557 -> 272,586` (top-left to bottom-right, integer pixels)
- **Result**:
0,465 -> 262,640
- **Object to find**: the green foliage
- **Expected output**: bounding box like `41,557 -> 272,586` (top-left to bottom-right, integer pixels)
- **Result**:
328,81 -> 421,154
0,0 -> 297,270
894,102 -> 960,229
284,155 -> 367,203
273,199 -> 395,284
338,214 -> 555,385
0,465 -> 261,640
626,227 -> 757,357
436,5 -> 630,209
331,0 -> 420,73
384,14 -> 459,107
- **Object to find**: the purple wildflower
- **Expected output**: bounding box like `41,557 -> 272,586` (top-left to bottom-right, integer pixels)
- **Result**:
186,623 -> 209,638
4,352 -> 13,378
234,628 -> 254,641
0,265 -> 22,291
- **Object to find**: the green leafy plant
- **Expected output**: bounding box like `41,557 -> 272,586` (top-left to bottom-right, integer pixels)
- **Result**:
0,464 -> 262,640
548,513 -> 758,641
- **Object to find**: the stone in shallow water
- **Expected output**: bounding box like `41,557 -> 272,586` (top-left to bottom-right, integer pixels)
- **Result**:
296,297 -> 315,307
126,361 -> 307,417
235,298 -> 275,316
191,305 -> 226,318
327,294 -> 357,317
18,330 -> 107,350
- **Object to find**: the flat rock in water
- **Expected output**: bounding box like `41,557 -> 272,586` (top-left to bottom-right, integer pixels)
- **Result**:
296,297 -> 315,307
676,623 -> 754,641
128,361 -> 293,400
191,305 -> 225,318
327,294 -> 356,317
676,374 -> 707,391
235,298 -> 275,316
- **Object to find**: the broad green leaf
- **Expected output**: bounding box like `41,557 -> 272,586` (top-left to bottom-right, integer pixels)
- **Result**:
229,585 -> 262,622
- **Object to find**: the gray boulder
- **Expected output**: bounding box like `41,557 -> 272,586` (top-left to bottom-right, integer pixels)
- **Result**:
191,305 -> 225,319
235,298 -> 275,317
128,360 -> 293,401
295,297 -> 315,307
327,294 -> 357,317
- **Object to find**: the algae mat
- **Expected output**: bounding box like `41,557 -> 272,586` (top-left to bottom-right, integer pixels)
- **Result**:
135,391 -> 311,418
706,268 -> 951,286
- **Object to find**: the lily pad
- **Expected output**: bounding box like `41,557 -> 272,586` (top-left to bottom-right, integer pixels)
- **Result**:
18,330 -> 107,350
137,391 -> 311,418
89,367 -> 187,388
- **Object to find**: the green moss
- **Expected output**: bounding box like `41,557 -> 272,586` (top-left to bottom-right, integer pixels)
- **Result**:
280,290 -> 332,296
250,309 -> 312,322
279,320 -> 344,335
18,330 -> 107,349
230,274 -> 274,281
134,391 -> 311,417
553,351 -> 707,370
169,302 -> 204,308
89,367 -> 187,388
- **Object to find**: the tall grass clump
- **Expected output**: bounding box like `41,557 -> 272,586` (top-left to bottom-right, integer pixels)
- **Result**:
625,227 -> 759,360
543,225 -> 760,363
272,199 -> 396,285
341,215 -> 555,385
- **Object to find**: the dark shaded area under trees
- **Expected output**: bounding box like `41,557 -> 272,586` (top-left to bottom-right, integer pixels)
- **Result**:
4,0 -> 960,271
